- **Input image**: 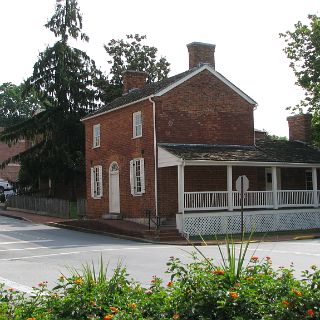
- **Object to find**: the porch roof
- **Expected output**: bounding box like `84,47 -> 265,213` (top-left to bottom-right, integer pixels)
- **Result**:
158,140 -> 320,167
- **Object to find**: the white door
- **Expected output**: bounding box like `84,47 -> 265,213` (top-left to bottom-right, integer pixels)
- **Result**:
265,168 -> 281,191
109,162 -> 120,213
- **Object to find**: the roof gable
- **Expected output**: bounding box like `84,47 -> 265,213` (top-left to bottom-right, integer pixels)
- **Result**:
82,65 -> 257,121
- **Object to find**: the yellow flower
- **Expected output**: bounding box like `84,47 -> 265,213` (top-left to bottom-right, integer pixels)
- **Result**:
26,318 -> 37,320
128,303 -> 137,309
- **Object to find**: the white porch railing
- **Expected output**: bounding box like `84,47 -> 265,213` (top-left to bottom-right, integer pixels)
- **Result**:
184,191 -> 228,210
184,190 -> 318,211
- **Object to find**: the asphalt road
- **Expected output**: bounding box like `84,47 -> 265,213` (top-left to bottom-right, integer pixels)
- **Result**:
0,216 -> 319,293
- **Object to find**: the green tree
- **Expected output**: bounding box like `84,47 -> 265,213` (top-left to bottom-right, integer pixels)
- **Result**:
0,0 -> 106,198
103,34 -> 170,101
0,82 -> 39,127
280,15 -> 320,113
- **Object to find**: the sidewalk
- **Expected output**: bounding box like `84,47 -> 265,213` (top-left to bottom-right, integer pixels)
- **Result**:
1,206 -> 320,245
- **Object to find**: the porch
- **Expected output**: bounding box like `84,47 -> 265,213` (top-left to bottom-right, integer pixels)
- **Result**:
158,142 -> 320,235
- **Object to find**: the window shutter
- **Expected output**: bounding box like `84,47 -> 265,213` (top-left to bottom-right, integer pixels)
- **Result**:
140,158 -> 145,194
129,160 -> 135,195
98,165 -> 103,197
90,167 -> 94,198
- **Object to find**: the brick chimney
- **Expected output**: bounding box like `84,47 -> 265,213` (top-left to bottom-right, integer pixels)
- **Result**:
187,42 -> 216,69
287,114 -> 312,143
122,70 -> 148,94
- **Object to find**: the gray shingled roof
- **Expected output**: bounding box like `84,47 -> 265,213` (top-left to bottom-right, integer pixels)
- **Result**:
83,64 -> 257,120
82,69 -> 195,120
158,140 -> 320,164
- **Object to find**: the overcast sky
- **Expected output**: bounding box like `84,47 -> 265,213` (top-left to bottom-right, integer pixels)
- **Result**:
1,0 -> 319,137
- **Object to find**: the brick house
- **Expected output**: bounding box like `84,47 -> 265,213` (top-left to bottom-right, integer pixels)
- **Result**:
82,42 -> 320,235
0,127 -> 26,182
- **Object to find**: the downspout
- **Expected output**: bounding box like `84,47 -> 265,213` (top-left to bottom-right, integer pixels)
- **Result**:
149,96 -> 158,219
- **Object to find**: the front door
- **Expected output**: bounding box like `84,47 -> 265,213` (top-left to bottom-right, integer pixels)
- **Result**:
109,162 -> 120,213
265,168 -> 281,191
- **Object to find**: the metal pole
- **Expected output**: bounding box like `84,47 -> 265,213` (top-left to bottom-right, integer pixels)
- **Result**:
241,176 -> 244,238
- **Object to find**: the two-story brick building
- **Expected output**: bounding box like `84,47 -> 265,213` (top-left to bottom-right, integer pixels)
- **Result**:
0,127 -> 26,182
82,42 -> 320,235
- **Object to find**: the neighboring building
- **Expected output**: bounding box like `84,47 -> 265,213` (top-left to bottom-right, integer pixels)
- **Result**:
0,127 -> 26,182
82,42 -> 320,235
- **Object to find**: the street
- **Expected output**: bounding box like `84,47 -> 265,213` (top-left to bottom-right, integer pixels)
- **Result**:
0,215 -> 319,293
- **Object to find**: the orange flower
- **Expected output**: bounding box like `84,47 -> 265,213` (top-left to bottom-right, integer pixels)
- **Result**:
292,289 -> 302,296
307,309 -> 315,316
110,306 -> 119,313
26,318 -> 37,320
229,291 -> 239,299
282,300 -> 290,306
173,313 -> 180,319
213,269 -> 225,275
74,278 -> 83,285
246,277 -> 254,281
128,303 -> 137,309
250,256 -> 259,262
103,315 -> 114,320
167,281 -> 174,287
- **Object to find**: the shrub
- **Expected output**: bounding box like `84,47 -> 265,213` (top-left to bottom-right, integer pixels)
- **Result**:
0,243 -> 320,319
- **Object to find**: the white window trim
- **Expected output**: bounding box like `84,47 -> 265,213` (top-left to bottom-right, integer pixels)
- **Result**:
91,165 -> 103,199
130,158 -> 145,196
306,169 -> 313,190
132,111 -> 142,139
93,124 -> 101,148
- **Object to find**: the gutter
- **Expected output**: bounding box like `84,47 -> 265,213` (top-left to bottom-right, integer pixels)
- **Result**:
149,96 -> 158,219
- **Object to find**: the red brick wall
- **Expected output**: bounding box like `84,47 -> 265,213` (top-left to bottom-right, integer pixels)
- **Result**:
0,128 -> 26,181
84,100 -> 156,219
155,70 -> 255,145
287,114 -> 312,143
157,166 -> 178,217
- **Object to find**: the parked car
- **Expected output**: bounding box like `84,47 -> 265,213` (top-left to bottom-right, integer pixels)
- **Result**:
0,179 -> 13,193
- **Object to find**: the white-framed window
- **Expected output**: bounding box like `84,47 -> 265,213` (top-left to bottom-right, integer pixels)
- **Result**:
133,111 -> 142,138
306,170 -> 313,190
93,124 -> 100,148
91,165 -> 103,198
130,158 -> 145,196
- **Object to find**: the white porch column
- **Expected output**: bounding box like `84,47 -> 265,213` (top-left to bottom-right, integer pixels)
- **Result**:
227,165 -> 233,211
312,167 -> 318,207
177,164 -> 185,213
177,163 -> 185,233
272,166 -> 278,209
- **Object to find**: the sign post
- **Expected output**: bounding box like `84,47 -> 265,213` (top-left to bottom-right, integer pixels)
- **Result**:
236,175 -> 249,237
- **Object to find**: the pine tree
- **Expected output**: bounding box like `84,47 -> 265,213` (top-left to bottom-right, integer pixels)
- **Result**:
0,0 -> 107,199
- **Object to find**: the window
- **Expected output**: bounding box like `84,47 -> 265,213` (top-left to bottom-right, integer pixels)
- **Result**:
130,158 -> 145,195
306,170 -> 313,190
91,165 -> 103,198
133,111 -> 142,138
93,124 -> 100,148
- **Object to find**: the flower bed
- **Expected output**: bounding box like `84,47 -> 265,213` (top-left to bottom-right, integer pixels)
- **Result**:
0,249 -> 319,319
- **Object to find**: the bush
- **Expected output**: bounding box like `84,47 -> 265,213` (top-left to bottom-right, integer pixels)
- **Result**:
0,242 -> 319,319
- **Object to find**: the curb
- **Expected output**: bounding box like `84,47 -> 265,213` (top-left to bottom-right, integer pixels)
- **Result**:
0,212 -> 33,223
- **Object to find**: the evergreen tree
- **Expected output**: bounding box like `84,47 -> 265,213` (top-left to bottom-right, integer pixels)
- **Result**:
0,0 -> 106,198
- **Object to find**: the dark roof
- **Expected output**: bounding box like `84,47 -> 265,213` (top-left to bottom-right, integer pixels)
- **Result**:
159,140 -> 320,164
82,68 -> 195,120
83,64 -> 257,120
